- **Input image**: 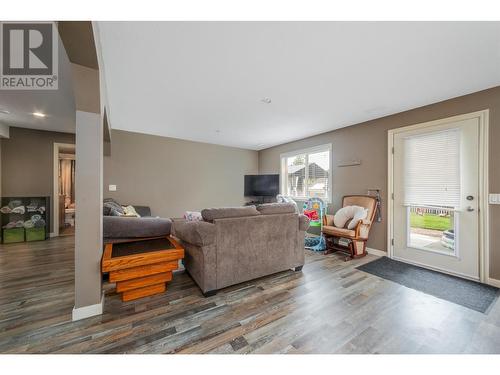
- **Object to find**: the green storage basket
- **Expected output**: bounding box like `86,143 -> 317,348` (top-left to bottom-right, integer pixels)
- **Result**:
3,228 -> 25,243
25,227 -> 46,242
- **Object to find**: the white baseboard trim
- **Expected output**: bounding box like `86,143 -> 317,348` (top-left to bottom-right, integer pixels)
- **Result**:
49,232 -> 56,238
488,278 -> 500,288
367,248 -> 387,257
72,293 -> 104,321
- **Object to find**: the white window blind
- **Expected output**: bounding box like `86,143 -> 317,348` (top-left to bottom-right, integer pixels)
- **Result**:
280,145 -> 331,201
403,129 -> 461,208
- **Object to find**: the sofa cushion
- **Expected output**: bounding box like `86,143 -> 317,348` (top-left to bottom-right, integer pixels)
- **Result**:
173,220 -> 215,246
257,202 -> 296,215
103,216 -> 171,239
201,206 -> 260,222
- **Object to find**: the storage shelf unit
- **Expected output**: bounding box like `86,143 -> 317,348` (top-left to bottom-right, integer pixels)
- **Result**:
1,196 -> 50,243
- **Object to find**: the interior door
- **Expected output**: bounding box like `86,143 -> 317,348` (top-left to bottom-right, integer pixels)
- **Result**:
392,117 -> 480,280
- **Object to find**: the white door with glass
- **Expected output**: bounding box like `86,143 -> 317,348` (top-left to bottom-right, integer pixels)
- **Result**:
391,117 -> 480,280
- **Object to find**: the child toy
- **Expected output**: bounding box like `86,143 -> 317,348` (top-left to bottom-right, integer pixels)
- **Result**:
303,197 -> 326,251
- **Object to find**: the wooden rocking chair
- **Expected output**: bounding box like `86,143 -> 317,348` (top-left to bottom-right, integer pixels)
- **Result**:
322,195 -> 377,260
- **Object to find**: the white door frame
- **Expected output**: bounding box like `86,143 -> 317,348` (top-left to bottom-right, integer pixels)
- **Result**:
53,142 -> 76,237
387,110 -> 490,284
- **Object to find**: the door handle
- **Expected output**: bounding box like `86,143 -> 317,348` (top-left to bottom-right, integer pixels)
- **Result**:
466,206 -> 475,212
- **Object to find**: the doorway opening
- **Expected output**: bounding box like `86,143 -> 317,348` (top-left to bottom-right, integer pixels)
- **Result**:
53,143 -> 76,237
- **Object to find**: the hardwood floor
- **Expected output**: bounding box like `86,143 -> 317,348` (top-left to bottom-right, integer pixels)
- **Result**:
59,225 -> 75,237
1,236 -> 500,354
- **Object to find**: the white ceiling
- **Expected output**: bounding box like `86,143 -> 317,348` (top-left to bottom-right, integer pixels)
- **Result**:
98,22 -> 500,150
0,34 -> 76,134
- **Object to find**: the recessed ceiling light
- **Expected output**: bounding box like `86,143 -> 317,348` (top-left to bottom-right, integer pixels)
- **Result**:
0,109 -> 9,115
260,98 -> 272,104
33,112 -> 46,118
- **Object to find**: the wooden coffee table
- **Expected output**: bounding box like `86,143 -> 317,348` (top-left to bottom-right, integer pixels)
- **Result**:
102,236 -> 184,302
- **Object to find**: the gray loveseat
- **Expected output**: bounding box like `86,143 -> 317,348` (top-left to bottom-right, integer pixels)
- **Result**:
172,203 -> 309,296
103,200 -> 172,243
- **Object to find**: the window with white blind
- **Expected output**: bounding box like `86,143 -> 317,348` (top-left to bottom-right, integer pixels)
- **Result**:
280,144 -> 332,202
403,129 -> 461,208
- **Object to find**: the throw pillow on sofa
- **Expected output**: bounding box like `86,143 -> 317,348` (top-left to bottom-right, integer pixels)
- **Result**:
122,205 -> 141,217
103,201 -> 125,216
184,211 -> 203,221
333,205 -> 368,229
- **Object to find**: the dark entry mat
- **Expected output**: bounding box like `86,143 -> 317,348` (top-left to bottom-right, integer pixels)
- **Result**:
356,257 -> 498,313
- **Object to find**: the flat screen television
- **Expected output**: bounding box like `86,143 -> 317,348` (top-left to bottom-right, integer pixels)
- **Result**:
244,174 -> 279,197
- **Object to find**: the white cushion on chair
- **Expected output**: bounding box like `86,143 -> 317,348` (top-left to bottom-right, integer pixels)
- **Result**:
349,206 -> 369,229
333,205 -> 368,229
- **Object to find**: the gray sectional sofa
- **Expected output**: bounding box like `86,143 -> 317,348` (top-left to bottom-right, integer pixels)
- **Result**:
172,203 -> 309,296
103,201 -> 172,243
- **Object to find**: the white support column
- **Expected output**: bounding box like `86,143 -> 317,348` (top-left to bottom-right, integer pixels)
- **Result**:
73,110 -> 104,321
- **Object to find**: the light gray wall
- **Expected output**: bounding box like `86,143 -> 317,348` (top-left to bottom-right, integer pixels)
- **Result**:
75,111 -> 102,310
71,63 -> 100,114
104,130 -> 259,218
259,86 -> 500,279
0,127 -> 75,232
